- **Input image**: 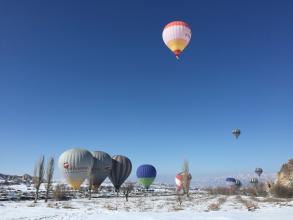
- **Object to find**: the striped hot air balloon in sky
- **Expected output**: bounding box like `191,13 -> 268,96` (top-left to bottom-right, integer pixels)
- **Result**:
58,148 -> 94,190
136,164 -> 157,189
162,21 -> 192,59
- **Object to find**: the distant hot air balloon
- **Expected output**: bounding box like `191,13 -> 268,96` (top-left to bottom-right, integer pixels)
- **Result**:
108,155 -> 132,192
175,171 -> 192,192
250,177 -> 259,187
58,148 -> 94,190
235,179 -> 242,188
136,164 -> 157,189
162,21 -> 191,59
232,129 -> 241,139
226,177 -> 236,187
255,168 -> 263,177
91,151 -> 112,189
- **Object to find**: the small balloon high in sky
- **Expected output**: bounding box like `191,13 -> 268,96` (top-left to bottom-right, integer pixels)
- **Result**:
162,21 -> 192,59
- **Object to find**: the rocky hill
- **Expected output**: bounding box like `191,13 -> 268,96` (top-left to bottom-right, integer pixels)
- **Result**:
0,173 -> 32,185
277,159 -> 293,187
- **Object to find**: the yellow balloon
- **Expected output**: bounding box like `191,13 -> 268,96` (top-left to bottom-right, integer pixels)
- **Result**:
162,21 -> 192,59
58,148 -> 94,190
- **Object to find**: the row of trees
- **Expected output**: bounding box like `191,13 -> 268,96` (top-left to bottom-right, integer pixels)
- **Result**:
33,156 -> 54,203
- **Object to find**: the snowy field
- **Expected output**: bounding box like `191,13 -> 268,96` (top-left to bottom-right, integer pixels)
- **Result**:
1,193 -> 293,220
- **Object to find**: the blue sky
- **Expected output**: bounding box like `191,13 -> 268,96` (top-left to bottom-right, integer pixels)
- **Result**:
0,0 -> 292,179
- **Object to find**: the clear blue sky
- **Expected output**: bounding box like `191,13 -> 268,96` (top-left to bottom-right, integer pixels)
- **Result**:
0,0 -> 292,178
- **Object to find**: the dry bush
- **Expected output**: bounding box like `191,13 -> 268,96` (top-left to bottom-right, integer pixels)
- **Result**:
170,205 -> 184,211
271,183 -> 293,198
241,187 -> 258,196
208,203 -> 220,211
27,203 -> 36,207
240,183 -> 268,197
53,184 -> 68,201
62,204 -> 76,209
103,203 -> 116,211
47,202 -> 60,209
121,182 -> 134,201
262,197 -> 287,203
218,197 -> 227,204
208,197 -> 226,211
237,196 -> 259,211
206,187 -> 236,195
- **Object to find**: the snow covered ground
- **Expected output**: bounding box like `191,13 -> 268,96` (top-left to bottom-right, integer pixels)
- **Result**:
1,193 -> 293,220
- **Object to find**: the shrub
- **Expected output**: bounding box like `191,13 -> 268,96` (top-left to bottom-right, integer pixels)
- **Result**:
53,184 -> 69,201
207,197 -> 227,211
208,203 -> 220,211
271,183 -> 293,198
206,187 -> 236,195
237,196 -> 259,211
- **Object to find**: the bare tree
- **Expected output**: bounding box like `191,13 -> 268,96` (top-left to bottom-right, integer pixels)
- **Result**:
33,156 -> 45,203
176,191 -> 183,206
122,182 -> 134,201
45,156 -> 54,202
182,160 -> 190,197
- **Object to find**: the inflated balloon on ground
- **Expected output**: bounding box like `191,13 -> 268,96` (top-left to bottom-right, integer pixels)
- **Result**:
58,148 -> 94,190
175,171 -> 192,192
136,164 -> 157,189
91,151 -> 112,188
108,155 -> 132,191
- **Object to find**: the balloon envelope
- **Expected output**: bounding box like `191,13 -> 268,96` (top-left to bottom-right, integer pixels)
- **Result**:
108,155 -> 132,191
91,151 -> 112,188
58,148 -> 93,190
255,168 -> 263,177
250,177 -> 259,185
162,21 -> 191,59
226,177 -> 236,187
136,164 -> 157,189
175,171 -> 192,191
235,179 -> 242,187
232,129 -> 241,139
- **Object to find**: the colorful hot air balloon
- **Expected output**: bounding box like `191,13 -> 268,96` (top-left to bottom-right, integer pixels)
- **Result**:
175,171 -> 192,192
108,155 -> 132,191
58,148 -> 94,190
136,164 -> 157,189
235,179 -> 242,188
255,168 -> 263,177
162,21 -> 191,59
91,151 -> 112,189
232,128 -> 241,139
226,177 -> 236,187
250,177 -> 259,187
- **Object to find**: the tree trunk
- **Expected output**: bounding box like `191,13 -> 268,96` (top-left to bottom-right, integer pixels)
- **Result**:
34,188 -> 39,203
45,187 -> 49,202
89,188 -> 92,200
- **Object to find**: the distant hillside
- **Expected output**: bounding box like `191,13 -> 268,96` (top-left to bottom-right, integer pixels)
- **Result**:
0,173 -> 32,185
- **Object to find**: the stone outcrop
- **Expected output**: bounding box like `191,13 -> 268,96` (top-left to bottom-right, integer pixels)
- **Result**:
277,159 -> 293,187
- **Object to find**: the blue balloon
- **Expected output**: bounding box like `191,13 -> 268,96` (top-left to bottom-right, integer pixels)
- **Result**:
226,177 -> 236,183
136,164 -> 157,178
